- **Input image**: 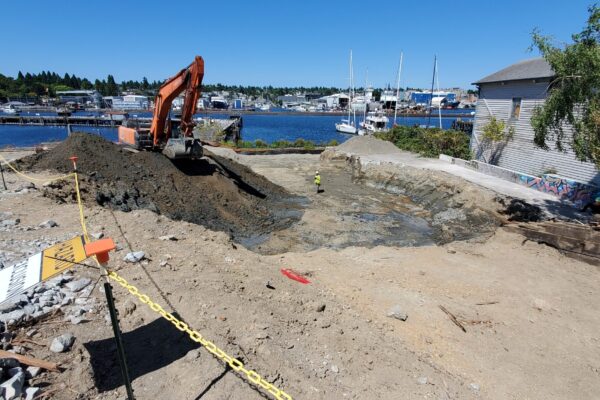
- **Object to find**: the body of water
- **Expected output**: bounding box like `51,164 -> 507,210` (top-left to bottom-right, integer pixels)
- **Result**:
0,111 -> 472,148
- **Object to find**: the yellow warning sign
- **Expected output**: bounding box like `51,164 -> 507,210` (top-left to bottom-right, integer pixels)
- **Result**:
0,236 -> 88,304
41,236 -> 87,280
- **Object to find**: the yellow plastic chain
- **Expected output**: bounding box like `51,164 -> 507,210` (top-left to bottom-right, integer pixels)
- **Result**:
0,154 -> 74,184
107,270 -> 293,400
59,152 -> 293,400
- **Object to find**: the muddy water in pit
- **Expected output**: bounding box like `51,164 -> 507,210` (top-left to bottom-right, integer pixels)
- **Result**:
240,166 -> 436,254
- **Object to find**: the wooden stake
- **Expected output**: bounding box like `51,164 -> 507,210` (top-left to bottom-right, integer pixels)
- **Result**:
0,162 -> 7,190
0,349 -> 60,372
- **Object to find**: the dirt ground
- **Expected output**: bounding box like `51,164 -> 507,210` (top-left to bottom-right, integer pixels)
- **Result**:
0,142 -> 599,400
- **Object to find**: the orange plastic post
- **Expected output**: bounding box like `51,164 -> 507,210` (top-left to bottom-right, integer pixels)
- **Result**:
69,156 -> 78,171
84,238 -> 116,264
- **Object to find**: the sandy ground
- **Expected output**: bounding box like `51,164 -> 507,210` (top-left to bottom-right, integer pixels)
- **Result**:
0,148 -> 599,400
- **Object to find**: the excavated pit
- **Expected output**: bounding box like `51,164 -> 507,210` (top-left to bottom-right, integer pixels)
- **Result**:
19,134 -> 508,254
17,133 -> 304,242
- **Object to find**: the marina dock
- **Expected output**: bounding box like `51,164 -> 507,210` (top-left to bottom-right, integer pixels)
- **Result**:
0,114 -> 127,127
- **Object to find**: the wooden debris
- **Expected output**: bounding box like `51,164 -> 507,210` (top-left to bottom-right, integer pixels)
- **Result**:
13,338 -> 46,347
36,384 -> 66,399
0,349 -> 60,372
439,305 -> 466,333
505,221 -> 600,266
475,301 -> 499,306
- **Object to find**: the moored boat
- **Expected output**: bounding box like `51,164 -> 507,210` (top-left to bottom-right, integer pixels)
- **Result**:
359,110 -> 389,134
1,104 -> 19,115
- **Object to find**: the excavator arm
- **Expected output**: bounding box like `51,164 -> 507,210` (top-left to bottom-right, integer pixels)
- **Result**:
151,56 -> 204,146
118,56 -> 205,159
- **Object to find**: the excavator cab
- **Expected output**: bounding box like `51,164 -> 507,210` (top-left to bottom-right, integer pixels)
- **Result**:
117,56 -> 205,160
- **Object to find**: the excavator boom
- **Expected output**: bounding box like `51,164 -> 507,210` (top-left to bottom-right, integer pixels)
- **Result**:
151,56 -> 204,146
118,56 -> 205,159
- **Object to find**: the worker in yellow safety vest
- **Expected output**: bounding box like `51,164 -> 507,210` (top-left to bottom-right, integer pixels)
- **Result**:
314,170 -> 321,193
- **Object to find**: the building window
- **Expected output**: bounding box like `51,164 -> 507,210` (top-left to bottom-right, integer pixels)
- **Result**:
511,97 -> 522,119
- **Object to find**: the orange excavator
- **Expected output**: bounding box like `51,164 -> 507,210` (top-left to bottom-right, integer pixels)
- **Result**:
118,56 -> 205,159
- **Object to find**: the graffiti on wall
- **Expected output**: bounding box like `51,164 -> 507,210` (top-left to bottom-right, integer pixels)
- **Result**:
518,174 -> 599,209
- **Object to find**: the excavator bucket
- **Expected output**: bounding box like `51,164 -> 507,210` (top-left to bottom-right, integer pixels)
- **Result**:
162,138 -> 203,159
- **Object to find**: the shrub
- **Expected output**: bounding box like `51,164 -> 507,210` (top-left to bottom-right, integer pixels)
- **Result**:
254,139 -> 268,148
303,141 -> 315,150
479,117 -> 515,164
327,139 -> 339,147
376,125 -> 472,159
482,117 -> 514,142
293,138 -> 306,148
270,140 -> 291,148
237,140 -> 255,148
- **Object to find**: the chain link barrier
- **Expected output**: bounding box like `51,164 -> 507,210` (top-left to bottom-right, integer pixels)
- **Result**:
5,151 -> 295,400
0,153 -> 74,183
107,270 -> 293,400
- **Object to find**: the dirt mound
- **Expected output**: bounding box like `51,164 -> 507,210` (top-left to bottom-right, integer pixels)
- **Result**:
18,133 -> 303,240
335,136 -> 403,156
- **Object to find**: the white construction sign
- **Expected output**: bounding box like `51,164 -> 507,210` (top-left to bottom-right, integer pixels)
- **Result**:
0,236 -> 87,304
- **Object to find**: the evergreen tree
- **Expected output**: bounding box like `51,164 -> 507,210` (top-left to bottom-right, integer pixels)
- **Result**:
106,74 -> 118,96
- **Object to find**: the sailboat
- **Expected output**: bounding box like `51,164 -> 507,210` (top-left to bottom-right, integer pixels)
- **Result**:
336,50 -> 358,134
423,55 -> 443,129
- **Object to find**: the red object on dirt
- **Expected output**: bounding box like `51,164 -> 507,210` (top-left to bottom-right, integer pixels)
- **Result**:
280,268 -> 310,284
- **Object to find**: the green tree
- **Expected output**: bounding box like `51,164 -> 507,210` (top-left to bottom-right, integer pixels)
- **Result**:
531,4 -> 600,166
106,74 -> 119,96
372,88 -> 381,101
81,78 -> 93,90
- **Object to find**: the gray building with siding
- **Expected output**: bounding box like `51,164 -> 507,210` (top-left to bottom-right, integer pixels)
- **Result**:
471,58 -> 599,185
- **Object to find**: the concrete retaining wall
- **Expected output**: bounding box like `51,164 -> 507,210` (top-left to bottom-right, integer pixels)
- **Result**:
439,155 -> 599,209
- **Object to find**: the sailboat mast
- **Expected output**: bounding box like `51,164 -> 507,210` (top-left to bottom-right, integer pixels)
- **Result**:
348,50 -> 353,123
427,55 -> 436,128
350,51 -> 356,126
364,68 -> 368,123
436,58 -> 442,129
393,52 -> 403,126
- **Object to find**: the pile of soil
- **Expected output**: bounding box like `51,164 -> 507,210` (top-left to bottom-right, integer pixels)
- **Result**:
18,133 -> 303,240
335,136 -> 403,156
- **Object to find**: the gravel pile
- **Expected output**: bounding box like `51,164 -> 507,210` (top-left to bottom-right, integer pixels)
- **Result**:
0,272 -> 96,327
0,269 -> 95,399
335,136 -> 403,156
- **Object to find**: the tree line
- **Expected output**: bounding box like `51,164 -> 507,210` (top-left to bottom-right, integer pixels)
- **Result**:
0,71 -> 166,101
0,70 -> 459,104
0,70 -> 349,102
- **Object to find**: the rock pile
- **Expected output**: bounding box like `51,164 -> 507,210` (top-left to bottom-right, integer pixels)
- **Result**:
0,270 -> 94,399
0,272 -> 95,328
0,353 -> 42,400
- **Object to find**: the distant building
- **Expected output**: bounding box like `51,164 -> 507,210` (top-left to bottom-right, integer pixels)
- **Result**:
107,95 -> 149,110
410,91 -> 456,106
316,93 -> 349,109
57,90 -> 102,107
233,99 -> 244,109
471,57 -> 599,185
277,94 -> 307,106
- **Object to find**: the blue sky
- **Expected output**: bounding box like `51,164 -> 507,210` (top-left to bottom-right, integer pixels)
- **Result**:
1,0 -> 592,89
